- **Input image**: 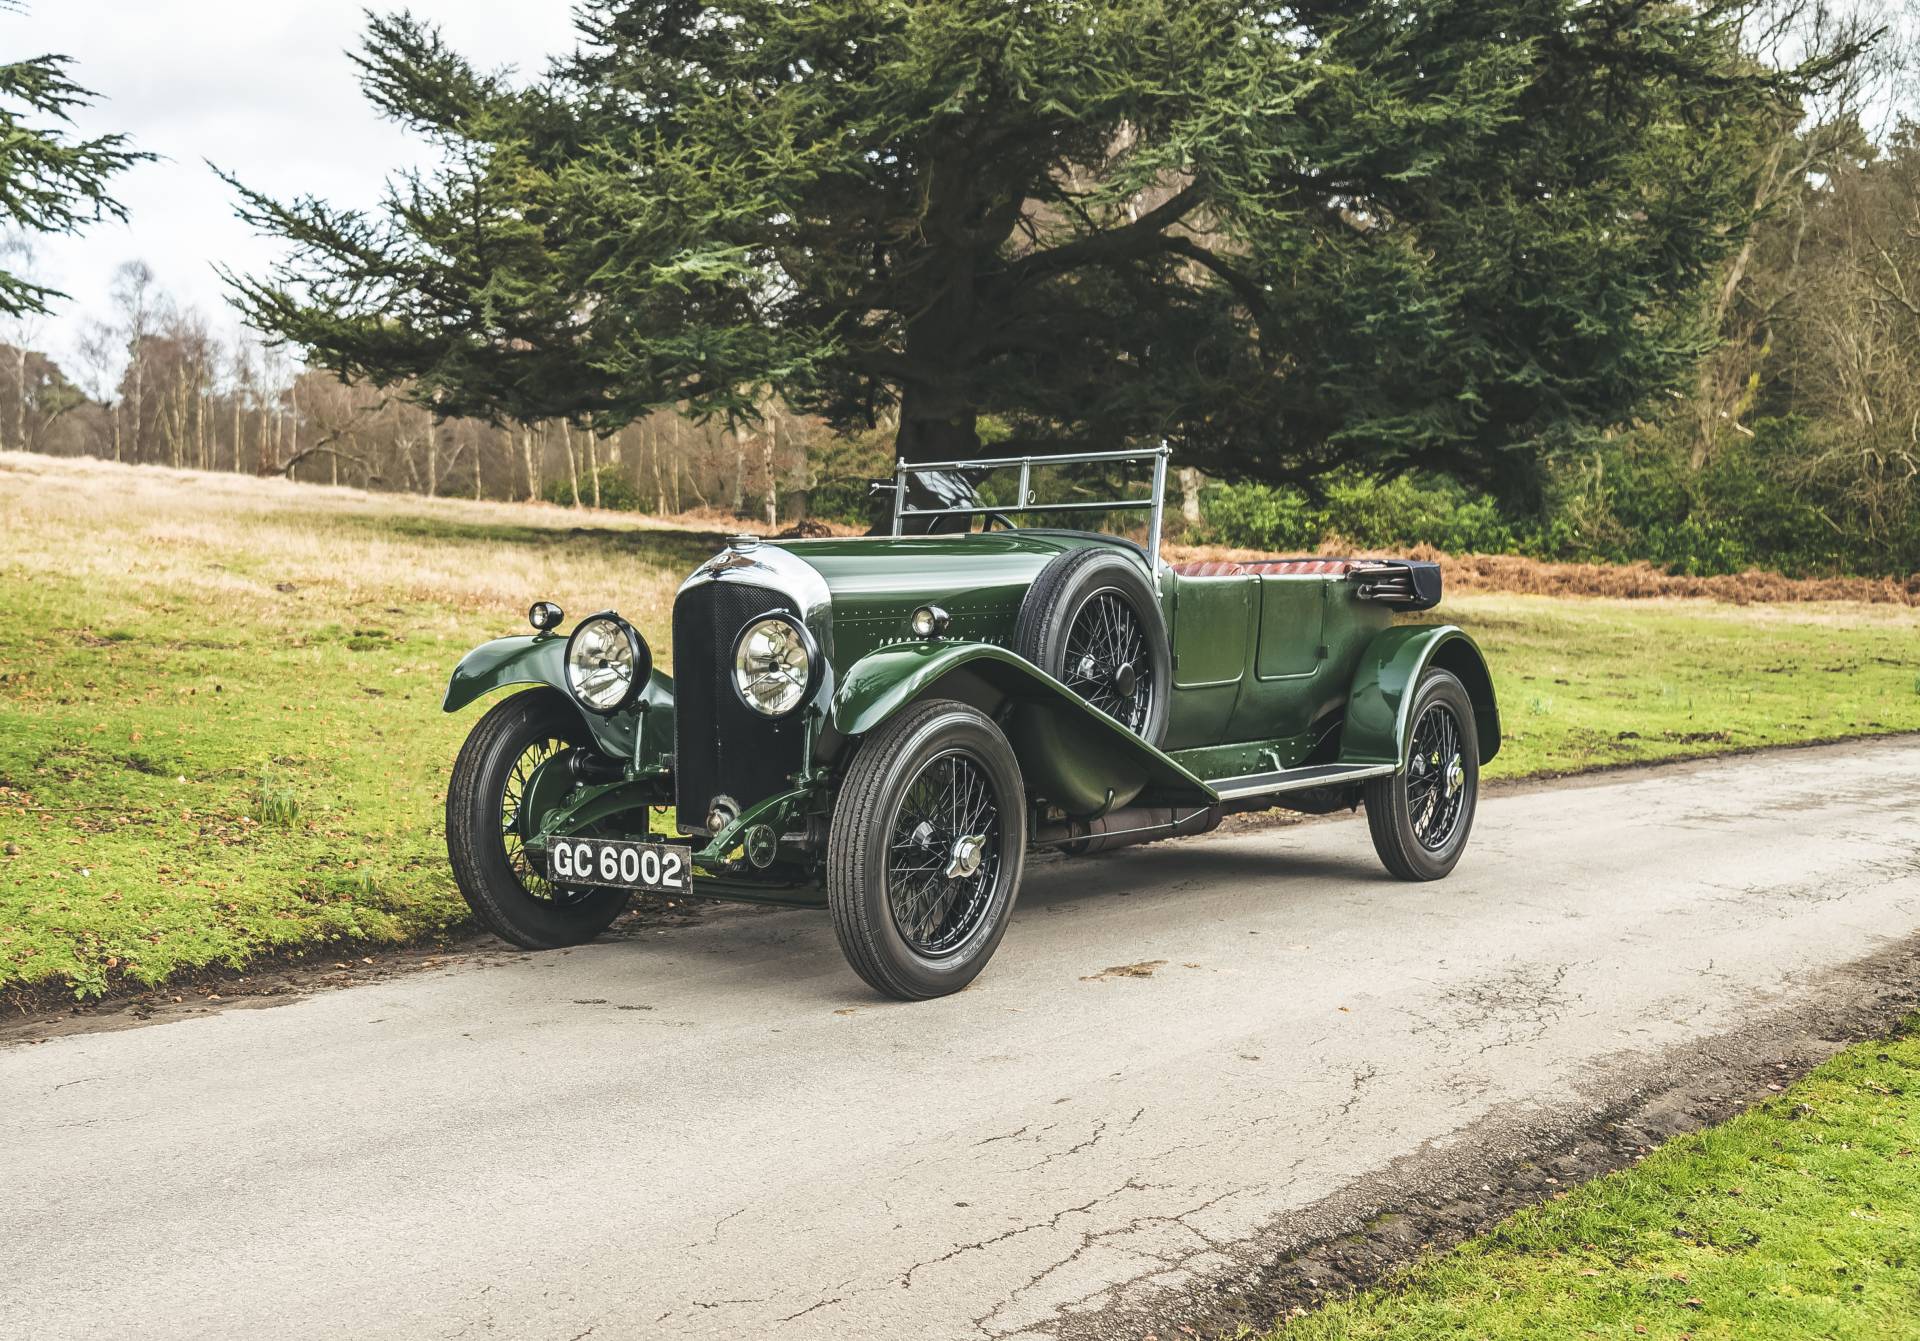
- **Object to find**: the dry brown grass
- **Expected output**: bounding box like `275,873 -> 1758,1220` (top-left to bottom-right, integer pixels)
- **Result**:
12,451 -> 1914,608
0,452 -> 711,643
1165,540 -> 1920,606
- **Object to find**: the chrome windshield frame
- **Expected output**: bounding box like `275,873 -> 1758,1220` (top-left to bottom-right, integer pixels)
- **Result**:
888,444 -> 1172,573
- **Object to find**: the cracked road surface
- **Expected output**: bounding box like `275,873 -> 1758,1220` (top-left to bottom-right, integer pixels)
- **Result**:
7,737 -> 1920,1340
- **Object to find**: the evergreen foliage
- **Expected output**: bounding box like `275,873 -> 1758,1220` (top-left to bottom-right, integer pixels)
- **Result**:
0,16 -> 149,316
226,1 -> 1833,493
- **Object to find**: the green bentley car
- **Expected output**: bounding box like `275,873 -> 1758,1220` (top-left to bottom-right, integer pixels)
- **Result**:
443,447 -> 1499,999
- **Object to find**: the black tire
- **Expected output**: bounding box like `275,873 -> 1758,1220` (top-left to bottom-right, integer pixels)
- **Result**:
1014,546 -> 1171,746
1363,669 -> 1479,880
827,699 -> 1027,1000
446,689 -> 631,948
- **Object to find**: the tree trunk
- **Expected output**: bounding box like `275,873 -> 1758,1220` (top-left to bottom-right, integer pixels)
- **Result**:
130,351 -> 145,464
648,421 -> 666,513
730,431 -> 745,515
1179,466 -> 1204,525
562,420 -> 581,507
473,425 -> 482,500
761,427 -> 778,528
426,414 -> 438,496
11,345 -> 25,452
672,416 -> 690,509
892,410 -> 980,464
586,424 -> 601,508
521,426 -> 541,502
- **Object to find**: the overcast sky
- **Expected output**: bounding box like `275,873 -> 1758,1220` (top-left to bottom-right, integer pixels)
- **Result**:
11,1 -> 581,371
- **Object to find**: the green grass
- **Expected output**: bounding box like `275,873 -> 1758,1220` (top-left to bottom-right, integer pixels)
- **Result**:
2,453 -> 1918,999
1438,595 -> 1920,778
1261,1019 -> 1920,1340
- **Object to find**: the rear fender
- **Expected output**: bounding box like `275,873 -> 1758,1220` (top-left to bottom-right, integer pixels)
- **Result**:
832,642 -> 1211,815
1339,625 -> 1500,768
442,633 -> 675,763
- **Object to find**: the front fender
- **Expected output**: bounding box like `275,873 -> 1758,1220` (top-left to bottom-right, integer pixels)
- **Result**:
832,642 -> 1211,814
443,633 -> 675,763
1339,625 -> 1501,768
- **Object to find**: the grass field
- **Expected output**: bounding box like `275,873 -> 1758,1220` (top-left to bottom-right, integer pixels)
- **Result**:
3,452 -> 1919,999
1262,1017 -> 1920,1341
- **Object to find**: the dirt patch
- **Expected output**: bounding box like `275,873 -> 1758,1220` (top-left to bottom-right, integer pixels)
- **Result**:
1058,936 -> 1920,1341
1164,541 -> 1920,606
1080,960 -> 1167,982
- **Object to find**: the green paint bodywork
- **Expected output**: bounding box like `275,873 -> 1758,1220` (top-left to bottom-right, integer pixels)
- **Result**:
443,632 -> 675,763
443,524 -> 1500,905
783,530 -> 1111,662
832,640 -> 1211,813
1337,624 -> 1501,766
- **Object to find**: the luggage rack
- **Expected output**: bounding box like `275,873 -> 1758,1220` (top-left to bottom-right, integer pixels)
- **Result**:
888,445 -> 1172,568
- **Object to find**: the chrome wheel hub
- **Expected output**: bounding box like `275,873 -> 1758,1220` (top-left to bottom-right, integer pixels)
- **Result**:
944,833 -> 987,880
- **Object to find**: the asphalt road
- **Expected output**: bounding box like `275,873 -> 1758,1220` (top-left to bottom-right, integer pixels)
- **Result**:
6,737 -> 1920,1341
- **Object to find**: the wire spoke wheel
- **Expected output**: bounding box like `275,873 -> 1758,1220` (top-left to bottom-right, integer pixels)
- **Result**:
1405,701 -> 1467,851
885,749 -> 1003,957
498,735 -> 594,907
1061,589 -> 1154,733
447,689 -> 632,951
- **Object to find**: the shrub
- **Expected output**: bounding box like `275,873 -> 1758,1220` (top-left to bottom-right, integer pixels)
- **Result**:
541,465 -> 647,511
1200,473 -> 1515,555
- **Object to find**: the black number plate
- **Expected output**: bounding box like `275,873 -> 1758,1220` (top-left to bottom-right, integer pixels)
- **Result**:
547,837 -> 693,894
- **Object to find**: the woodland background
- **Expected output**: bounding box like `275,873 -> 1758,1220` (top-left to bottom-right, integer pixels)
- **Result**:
3,0 -> 1919,578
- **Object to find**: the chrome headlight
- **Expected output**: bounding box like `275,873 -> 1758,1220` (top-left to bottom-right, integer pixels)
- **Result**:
564,612 -> 649,714
731,613 -> 817,717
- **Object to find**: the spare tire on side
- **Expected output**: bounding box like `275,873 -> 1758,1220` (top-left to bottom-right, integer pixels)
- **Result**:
1014,546 -> 1171,747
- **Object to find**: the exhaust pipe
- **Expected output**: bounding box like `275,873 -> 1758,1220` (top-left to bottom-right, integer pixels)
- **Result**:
1033,783 -> 1363,856
1033,804 -> 1223,855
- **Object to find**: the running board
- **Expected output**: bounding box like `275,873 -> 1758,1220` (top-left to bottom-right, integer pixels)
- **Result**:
1207,762 -> 1395,802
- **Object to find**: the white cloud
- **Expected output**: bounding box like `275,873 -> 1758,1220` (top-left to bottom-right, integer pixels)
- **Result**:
11,0 -> 580,371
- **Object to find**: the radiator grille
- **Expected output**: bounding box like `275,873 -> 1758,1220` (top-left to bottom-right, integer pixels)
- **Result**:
672,581 -> 806,830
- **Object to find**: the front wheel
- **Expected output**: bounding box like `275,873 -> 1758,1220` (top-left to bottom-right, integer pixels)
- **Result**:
446,689 -> 631,948
1363,669 -> 1479,881
827,700 -> 1027,1000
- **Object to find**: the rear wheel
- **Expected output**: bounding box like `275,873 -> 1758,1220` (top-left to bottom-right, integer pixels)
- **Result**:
828,700 -> 1026,1000
1363,669 -> 1479,881
446,689 -> 631,948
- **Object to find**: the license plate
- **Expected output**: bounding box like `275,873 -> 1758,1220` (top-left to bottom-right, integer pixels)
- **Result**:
546,837 -> 693,894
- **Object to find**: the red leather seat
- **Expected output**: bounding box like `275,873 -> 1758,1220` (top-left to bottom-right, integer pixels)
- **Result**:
1168,559 -> 1250,577
1170,558 -> 1362,577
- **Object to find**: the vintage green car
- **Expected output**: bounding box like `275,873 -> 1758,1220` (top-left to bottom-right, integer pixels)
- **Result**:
443,447 -> 1499,999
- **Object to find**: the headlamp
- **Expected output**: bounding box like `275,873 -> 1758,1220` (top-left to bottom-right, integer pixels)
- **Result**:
564,612 -> 649,714
731,613 -> 818,717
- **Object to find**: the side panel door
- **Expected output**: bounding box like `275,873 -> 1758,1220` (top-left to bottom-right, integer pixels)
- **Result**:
1224,576 -> 1326,744
1254,577 -> 1326,679
1164,574 -> 1255,750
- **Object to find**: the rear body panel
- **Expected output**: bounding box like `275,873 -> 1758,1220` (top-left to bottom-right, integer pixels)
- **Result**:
1164,570 -> 1393,760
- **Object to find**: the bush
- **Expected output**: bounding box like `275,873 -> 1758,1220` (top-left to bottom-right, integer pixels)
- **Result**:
1533,420 -> 1881,577
541,465 -> 647,511
1203,482 -> 1319,551
1200,472 -> 1515,555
